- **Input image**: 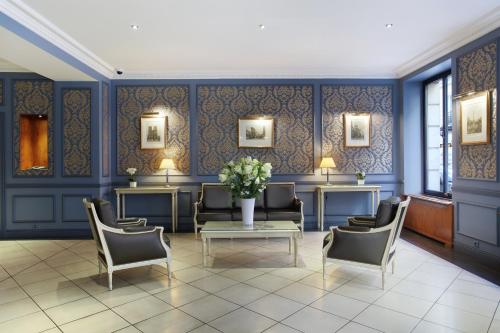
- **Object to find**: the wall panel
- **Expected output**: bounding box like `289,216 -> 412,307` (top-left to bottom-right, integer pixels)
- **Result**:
197,85 -> 314,175
102,82 -> 110,177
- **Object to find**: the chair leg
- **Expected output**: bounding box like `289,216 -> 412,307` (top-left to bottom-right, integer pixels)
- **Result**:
322,255 -> 326,280
391,259 -> 396,274
381,270 -> 385,290
166,261 -> 172,279
108,271 -> 113,291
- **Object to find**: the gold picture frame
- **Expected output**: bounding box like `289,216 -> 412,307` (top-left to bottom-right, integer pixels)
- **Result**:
344,113 -> 371,147
140,114 -> 167,149
459,91 -> 490,145
238,116 -> 275,148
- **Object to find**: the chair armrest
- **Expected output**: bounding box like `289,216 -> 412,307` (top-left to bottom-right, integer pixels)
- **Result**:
117,217 -> 147,227
292,197 -> 303,211
123,225 -> 155,232
338,225 -> 371,232
348,216 -> 376,228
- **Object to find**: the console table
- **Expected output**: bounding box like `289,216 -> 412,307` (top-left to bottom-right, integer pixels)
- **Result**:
114,186 -> 179,233
317,184 -> 381,231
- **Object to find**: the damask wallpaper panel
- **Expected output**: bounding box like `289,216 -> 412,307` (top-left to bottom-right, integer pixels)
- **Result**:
117,85 -> 190,175
321,85 -> 393,174
457,42 -> 497,180
197,85 -> 314,175
102,83 -> 110,177
63,89 -> 91,177
0,79 -> 4,105
14,80 -> 54,176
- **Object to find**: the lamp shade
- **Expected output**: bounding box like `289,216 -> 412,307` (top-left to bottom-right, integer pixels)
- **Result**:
319,157 -> 336,168
159,158 -> 176,170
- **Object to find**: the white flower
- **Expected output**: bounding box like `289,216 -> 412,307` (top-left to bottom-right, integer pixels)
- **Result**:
126,168 -> 137,175
244,165 -> 253,175
219,173 -> 227,182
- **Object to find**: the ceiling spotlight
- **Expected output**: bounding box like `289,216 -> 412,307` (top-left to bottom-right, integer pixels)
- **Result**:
385,23 -> 393,29
130,24 -> 139,31
258,24 -> 265,30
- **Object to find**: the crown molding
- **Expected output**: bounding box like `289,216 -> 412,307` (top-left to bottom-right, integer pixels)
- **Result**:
0,0 -> 115,78
396,7 -> 500,78
114,71 -> 397,80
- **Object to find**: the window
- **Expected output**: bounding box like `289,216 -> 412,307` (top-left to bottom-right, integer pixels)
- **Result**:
424,72 -> 452,197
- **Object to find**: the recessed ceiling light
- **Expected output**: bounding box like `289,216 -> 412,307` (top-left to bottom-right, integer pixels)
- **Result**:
258,24 -> 265,30
130,24 -> 139,31
385,23 -> 393,29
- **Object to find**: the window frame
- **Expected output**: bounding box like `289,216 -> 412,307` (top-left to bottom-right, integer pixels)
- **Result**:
422,70 -> 452,198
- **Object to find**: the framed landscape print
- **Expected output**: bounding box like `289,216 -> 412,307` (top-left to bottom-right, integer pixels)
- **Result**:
344,113 -> 371,147
238,116 -> 274,148
140,114 -> 167,149
460,91 -> 490,145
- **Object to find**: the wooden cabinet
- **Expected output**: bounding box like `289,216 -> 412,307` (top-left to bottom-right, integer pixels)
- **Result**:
403,194 -> 454,247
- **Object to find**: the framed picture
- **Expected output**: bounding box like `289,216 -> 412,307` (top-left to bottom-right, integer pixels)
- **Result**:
140,114 -> 167,149
238,116 -> 274,148
460,91 -> 490,145
344,113 -> 371,147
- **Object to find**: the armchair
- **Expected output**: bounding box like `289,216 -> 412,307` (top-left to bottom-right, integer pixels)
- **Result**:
83,199 -> 172,290
322,197 -> 410,289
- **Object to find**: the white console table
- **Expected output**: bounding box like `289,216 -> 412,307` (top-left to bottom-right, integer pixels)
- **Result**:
316,184 -> 381,231
114,186 -> 179,233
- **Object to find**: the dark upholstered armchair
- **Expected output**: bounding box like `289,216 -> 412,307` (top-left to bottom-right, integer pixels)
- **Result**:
83,198 -> 172,290
193,183 -> 304,237
347,196 -> 401,228
322,197 -> 410,289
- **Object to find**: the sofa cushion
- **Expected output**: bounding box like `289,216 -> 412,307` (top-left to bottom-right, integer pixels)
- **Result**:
234,195 -> 264,208
232,209 -> 267,221
267,209 -> 302,222
92,198 -> 117,228
265,183 -> 295,209
375,196 -> 401,227
203,185 -> 232,209
197,210 -> 232,222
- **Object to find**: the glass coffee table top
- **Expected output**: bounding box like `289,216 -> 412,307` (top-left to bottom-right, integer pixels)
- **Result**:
201,220 -> 298,232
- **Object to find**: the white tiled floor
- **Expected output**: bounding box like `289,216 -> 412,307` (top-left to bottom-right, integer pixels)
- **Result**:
0,232 -> 499,333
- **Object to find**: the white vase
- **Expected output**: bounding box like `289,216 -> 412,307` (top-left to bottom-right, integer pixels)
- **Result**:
357,179 -> 365,185
240,198 -> 255,228
129,181 -> 137,188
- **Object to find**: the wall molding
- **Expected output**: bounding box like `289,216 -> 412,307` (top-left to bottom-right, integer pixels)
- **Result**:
453,185 -> 500,198
0,0 -> 114,78
396,8 -> 500,78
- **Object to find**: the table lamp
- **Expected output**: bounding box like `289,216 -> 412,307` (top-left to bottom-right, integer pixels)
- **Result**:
159,158 -> 176,187
320,157 -> 336,185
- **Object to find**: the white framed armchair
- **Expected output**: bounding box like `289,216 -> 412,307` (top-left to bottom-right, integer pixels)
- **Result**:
83,198 -> 172,290
322,197 -> 410,289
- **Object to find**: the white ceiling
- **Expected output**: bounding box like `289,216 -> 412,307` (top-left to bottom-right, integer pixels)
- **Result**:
0,57 -> 28,72
5,0 -> 500,79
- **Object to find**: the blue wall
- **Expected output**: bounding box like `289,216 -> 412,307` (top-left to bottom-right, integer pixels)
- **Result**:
402,28 -> 500,260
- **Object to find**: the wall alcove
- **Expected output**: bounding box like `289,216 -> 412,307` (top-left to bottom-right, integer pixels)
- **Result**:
19,114 -> 48,171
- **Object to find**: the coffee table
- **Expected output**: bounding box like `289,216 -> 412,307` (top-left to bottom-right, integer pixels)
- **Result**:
200,221 -> 301,267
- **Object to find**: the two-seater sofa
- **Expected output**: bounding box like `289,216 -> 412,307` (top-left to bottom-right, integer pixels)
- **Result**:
193,182 -> 304,237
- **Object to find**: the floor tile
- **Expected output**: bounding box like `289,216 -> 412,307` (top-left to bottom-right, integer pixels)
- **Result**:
135,309 -> 203,333
114,327 -> 142,333
209,307 -> 276,333
275,282 -> 328,304
333,281 -> 386,303
282,306 -> 348,333
154,284 -> 208,307
93,285 -> 149,307
391,279 -> 445,302
490,320 -> 500,333
0,311 -> 55,333
263,323 -> 301,333
32,285 -> 89,309
215,283 -> 268,305
245,274 -> 294,292
336,322 -> 381,333
113,295 -> 173,324
190,274 -> 239,293
188,325 -> 221,333
58,310 -> 129,333
448,279 -> 500,302
173,267 -> 214,283
354,304 -> 419,333
246,294 -> 304,321
0,297 -> 40,324
437,290 -> 498,317
179,295 -> 239,322
218,268 -> 264,282
270,268 -> 314,281
45,297 -> 107,325
424,303 -> 492,333
412,320 -> 463,333
298,272 -> 349,291
23,276 -> 75,297
134,274 -> 183,294
375,290 -> 434,318
310,293 -> 369,320
0,286 -> 28,305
